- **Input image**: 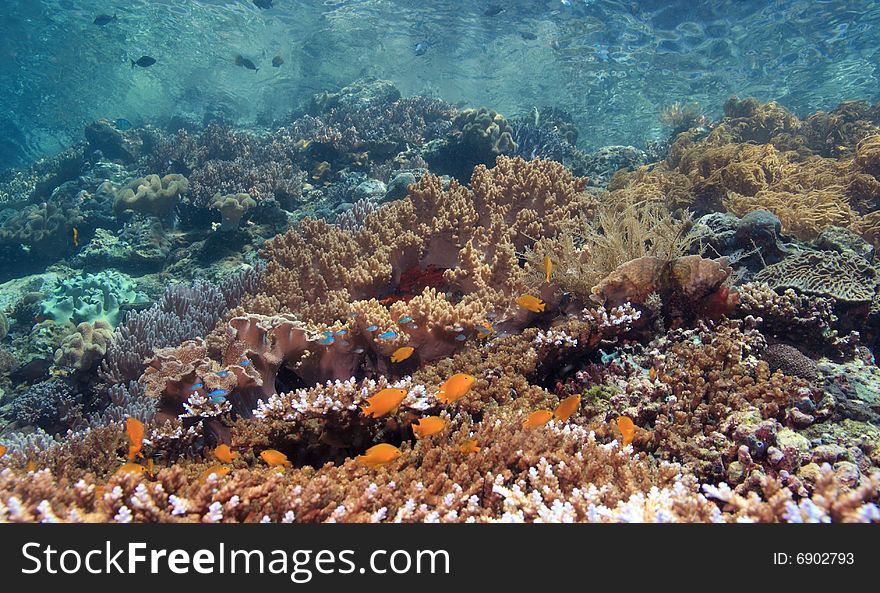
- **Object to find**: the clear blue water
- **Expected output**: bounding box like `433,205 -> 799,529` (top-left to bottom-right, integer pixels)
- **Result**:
1,0 -> 878,171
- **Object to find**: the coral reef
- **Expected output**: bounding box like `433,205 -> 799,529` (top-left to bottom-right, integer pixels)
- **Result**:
2,87 -> 880,525
609,98 -> 880,243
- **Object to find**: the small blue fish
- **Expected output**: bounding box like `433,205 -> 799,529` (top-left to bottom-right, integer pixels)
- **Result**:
319,336 -> 335,345
378,330 -> 398,340
398,315 -> 413,324
455,333 -> 468,342
216,371 -> 229,377
210,395 -> 227,404
335,329 -> 347,336
366,325 -> 379,332
192,383 -> 204,389
239,360 -> 250,366
414,41 -> 428,56
114,118 -> 132,131
208,389 -> 228,397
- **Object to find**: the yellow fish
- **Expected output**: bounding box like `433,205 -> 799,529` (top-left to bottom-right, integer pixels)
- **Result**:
72,227 -> 79,248
412,416 -> 448,438
458,439 -> 481,454
357,443 -> 402,468
516,294 -> 545,313
145,458 -> 156,477
115,462 -> 147,477
522,409 -> 554,428
361,387 -> 408,418
126,417 -> 145,461
0,444 -> 6,459
617,416 -> 635,447
649,367 -> 656,381
260,449 -> 291,467
26,460 -> 36,472
544,255 -> 552,283
214,444 -> 238,463
438,373 -> 475,404
200,465 -> 231,482
553,394 -> 581,422
390,346 -> 415,363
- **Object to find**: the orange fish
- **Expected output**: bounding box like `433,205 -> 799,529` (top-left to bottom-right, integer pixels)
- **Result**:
145,458 -> 156,477
516,294 -> 545,313
412,416 -> 448,438
553,395 -> 581,422
390,346 -> 415,363
260,449 -> 291,467
26,460 -> 36,472
361,387 -> 408,417
438,373 -> 475,404
476,321 -> 495,339
200,465 -> 231,482
115,463 -> 147,477
617,416 -> 635,447
649,367 -> 656,381
126,417 -> 145,461
522,409 -> 554,428
0,444 -> 6,459
214,444 -> 238,463
458,439 -> 481,454
544,255 -> 552,283
72,227 -> 79,248
357,443 -> 402,468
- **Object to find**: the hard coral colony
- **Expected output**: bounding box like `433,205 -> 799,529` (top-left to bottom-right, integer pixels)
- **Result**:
0,75 -> 879,525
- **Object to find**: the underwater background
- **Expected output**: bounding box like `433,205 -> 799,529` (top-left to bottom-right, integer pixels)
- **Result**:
0,0 -> 880,522
3,0 -> 880,170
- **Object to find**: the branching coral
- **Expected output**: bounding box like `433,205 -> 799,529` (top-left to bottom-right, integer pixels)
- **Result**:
253,156 -> 592,323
